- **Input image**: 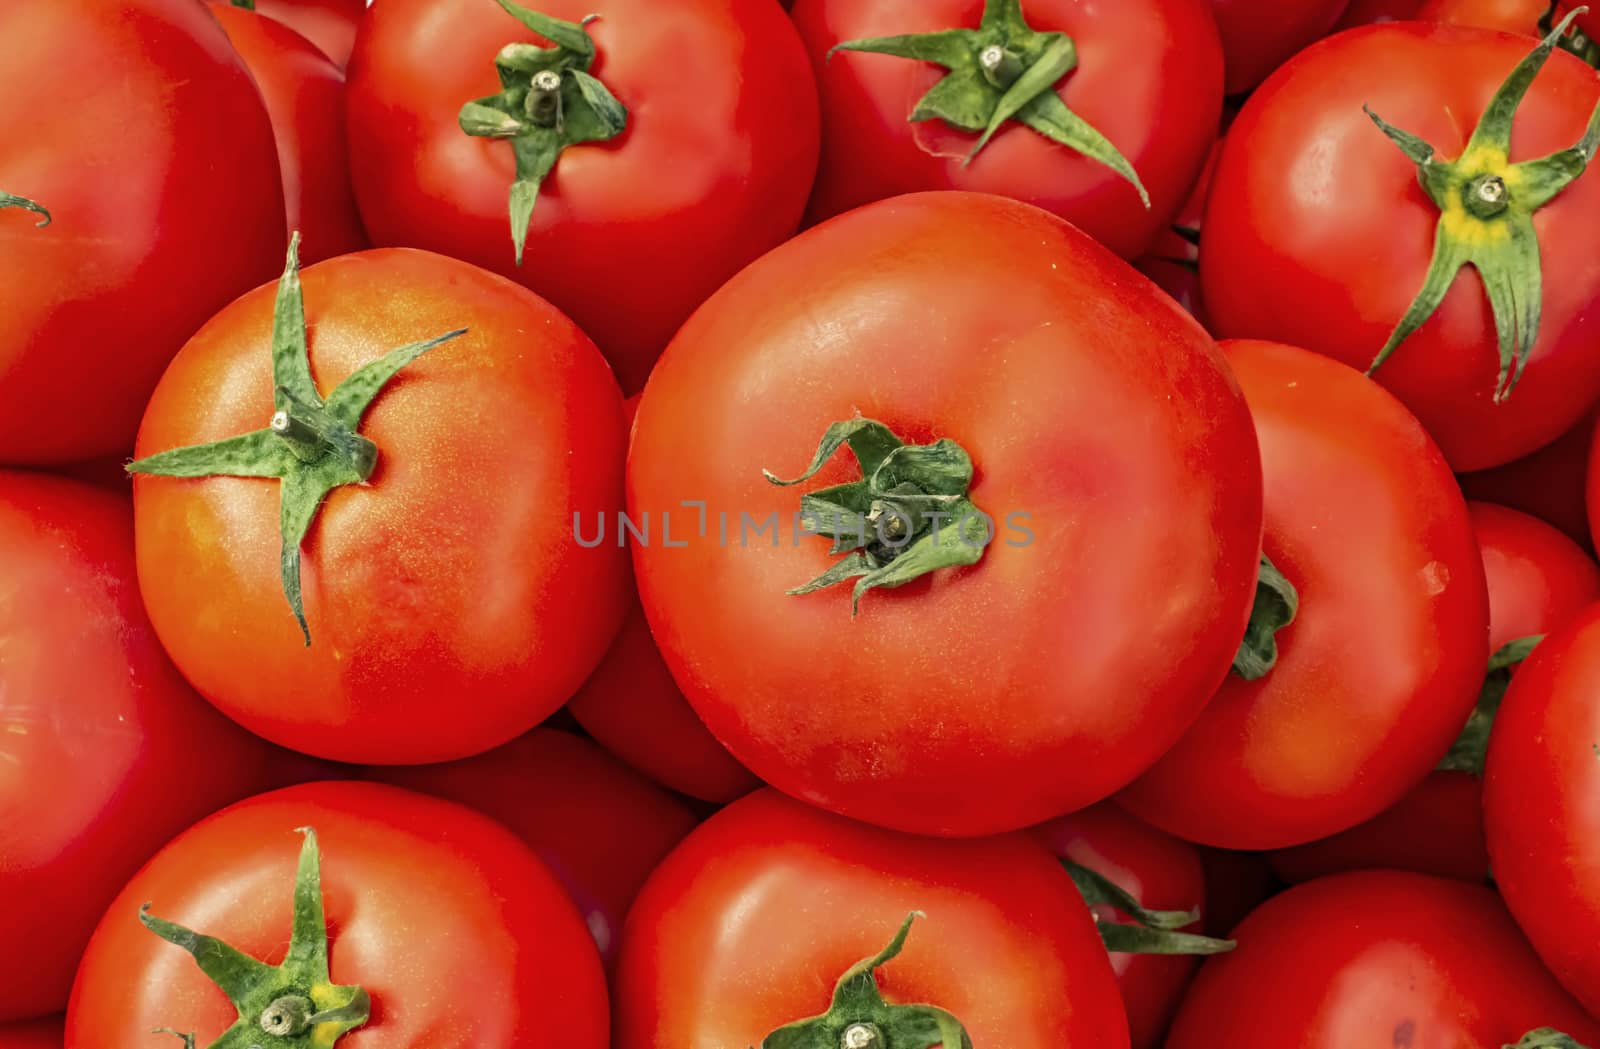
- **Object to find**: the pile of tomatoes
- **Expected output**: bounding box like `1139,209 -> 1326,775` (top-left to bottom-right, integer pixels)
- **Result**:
7,0 -> 1600,1046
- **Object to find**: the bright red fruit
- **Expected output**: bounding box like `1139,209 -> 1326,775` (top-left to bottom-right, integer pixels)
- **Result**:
251,0 -> 366,67
1207,0 -> 1352,94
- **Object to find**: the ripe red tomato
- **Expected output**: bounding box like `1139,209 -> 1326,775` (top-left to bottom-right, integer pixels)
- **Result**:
0,471 -> 283,1022
0,1018 -> 60,1049
791,0 -> 1224,260
130,247 -> 629,764
364,728 -> 700,966
345,0 -> 819,393
1419,0 -> 1596,44
1485,603 -> 1600,1017
1033,804 -> 1213,1049
1165,872 -> 1600,1047
67,781 -> 608,1049
0,0 -> 284,465
1120,340 -> 1488,849
1202,22 -> 1600,471
615,789 -> 1130,1048
1207,0 -> 1352,94
210,3 -> 368,262
1465,406 -> 1596,553
1475,500 -> 1600,650
251,0 -> 366,67
1336,0 -> 1427,25
629,192 -> 1263,837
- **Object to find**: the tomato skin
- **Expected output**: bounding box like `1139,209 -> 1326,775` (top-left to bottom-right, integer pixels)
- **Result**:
1207,0 -> 1352,94
362,728 -> 700,966
791,0 -> 1224,260
1165,871 -> 1600,1048
615,789 -> 1129,1048
66,781 -> 608,1049
346,0 -> 819,394
630,191 -> 1263,837
0,1017 -> 61,1049
1418,0 -> 1579,36
1032,805 -> 1208,1049
1120,340 -> 1488,849
1464,407 -> 1596,554
251,0 -> 365,67
131,248 -> 629,765
1485,604 -> 1600,1017
1473,500 -> 1600,651
210,4 -> 368,262
0,0 -> 285,465
1335,0 -> 1427,26
0,471 -> 282,1022
1201,24 -> 1600,471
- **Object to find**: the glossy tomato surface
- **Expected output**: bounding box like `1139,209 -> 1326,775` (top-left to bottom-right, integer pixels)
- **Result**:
253,0 -> 365,66
0,471 -> 281,1022
614,790 -> 1129,1049
131,248 -> 629,764
630,192 -> 1263,837
1208,0 -> 1352,94
1202,23 -> 1600,470
0,0 -> 285,465
346,0 -> 819,392
1418,0 -> 1589,37
66,782 -> 608,1049
1120,341 -> 1487,849
1474,500 -> 1600,651
792,0 -> 1223,259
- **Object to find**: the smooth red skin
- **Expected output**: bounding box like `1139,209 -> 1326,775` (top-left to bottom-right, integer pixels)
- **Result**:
791,0 -> 1224,260
630,192 -> 1263,837
362,728 -> 700,966
1335,0 -> 1427,25
1033,804 -> 1208,1049
1195,847 -> 1279,937
1120,341 -> 1488,850
66,782 -> 608,1049
1418,0 -> 1583,35
1473,500 -> 1600,651
1166,872 -> 1600,1048
131,249 -> 629,765
1208,0 -> 1352,94
346,0 -> 819,395
0,0 -> 284,465
0,472 -> 282,1022
1201,24 -> 1600,472
211,4 -> 368,263
615,790 -> 1130,1049
252,0 -> 365,67
1485,604 -> 1600,1017
1464,406 -> 1596,553
0,1018 -> 61,1049
566,596 -> 759,803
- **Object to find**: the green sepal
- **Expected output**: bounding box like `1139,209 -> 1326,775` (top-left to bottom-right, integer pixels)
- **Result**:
458,1 -> 627,265
1506,1029 -> 1594,1049
756,913 -> 972,1049
229,0 -> 256,10
1538,1 -> 1600,67
1064,860 -> 1237,957
140,828 -> 370,1049
0,191 -> 50,227
1232,552 -> 1299,680
1438,634 -> 1543,775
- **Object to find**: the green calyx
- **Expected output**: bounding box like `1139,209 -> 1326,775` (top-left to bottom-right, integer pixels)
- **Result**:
0,191 -> 50,227
1539,2 -> 1600,68
1231,552 -> 1298,681
458,0 -> 627,266
141,828 -> 370,1049
229,0 -> 257,10
1438,634 -> 1542,775
764,419 -> 991,615
757,913 -> 971,1049
1064,861 -> 1237,957
126,233 -> 466,646
830,0 -> 1149,204
1364,8 -> 1600,402
1506,1029 -> 1594,1049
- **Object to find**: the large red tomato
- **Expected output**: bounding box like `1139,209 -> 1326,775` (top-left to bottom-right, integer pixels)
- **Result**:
0,0 -> 284,465
614,790 -> 1130,1048
66,782 -> 608,1049
629,192 -> 1263,837
1208,0 -> 1352,94
345,0 -> 819,393
1165,872 -> 1600,1047
1419,0 -> 1599,56
791,0 -> 1223,260
0,1018 -> 60,1049
130,246 -> 629,764
251,0 -> 366,67
1466,406 -> 1596,553
0,471 -> 282,1022
1202,21 -> 1600,471
1120,341 -> 1487,849
1485,603 -> 1600,1017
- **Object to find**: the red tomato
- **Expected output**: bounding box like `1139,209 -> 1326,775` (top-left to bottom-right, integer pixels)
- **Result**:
210,3 -> 368,262
1419,0 -> 1592,40
0,1018 -> 60,1049
629,192 -> 1263,837
1033,804 -> 1211,1049
345,0 -> 819,393
1165,872 -> 1600,1047
67,782 -> 608,1049
363,728 -> 700,965
1135,138 -> 1220,327
0,471 -> 282,1022
1464,406 -> 1596,553
0,0 -> 284,465
130,248 -> 629,764
1335,0 -> 1427,25
1485,603 -> 1600,1017
792,0 -> 1223,260
1195,846 -> 1280,936
1475,500 -> 1600,651
1208,0 -> 1352,94
1201,23 -> 1600,471
251,0 -> 366,67
1120,341 -> 1488,849
614,789 -> 1130,1048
